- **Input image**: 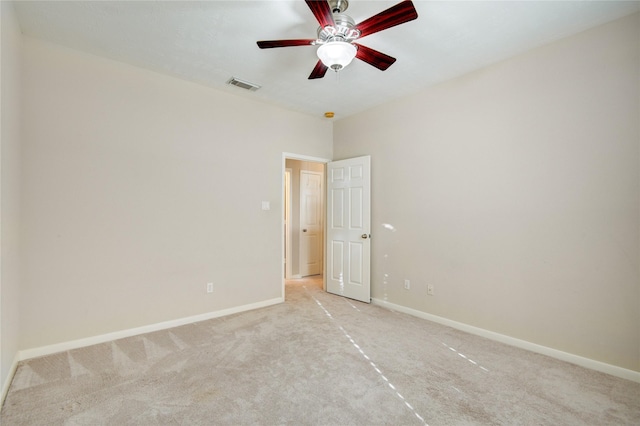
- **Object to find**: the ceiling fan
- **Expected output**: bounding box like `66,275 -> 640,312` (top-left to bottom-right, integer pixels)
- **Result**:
257,0 -> 418,79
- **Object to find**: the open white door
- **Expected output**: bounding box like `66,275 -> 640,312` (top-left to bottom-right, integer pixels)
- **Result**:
326,156 -> 371,303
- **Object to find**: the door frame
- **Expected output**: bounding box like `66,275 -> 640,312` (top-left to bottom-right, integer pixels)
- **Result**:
282,153 -> 330,299
284,168 -> 292,279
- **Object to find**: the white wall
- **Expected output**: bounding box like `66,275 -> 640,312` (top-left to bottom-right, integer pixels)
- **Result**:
334,13 -> 640,372
1,0 -> 23,399
20,38 -> 332,350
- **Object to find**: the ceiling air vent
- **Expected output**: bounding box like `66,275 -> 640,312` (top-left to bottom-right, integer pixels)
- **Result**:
226,77 -> 261,92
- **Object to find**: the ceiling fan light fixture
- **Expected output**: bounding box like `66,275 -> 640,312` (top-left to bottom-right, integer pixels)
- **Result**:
317,41 -> 357,71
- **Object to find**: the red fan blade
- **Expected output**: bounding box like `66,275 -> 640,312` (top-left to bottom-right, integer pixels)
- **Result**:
355,0 -> 418,39
354,43 -> 396,71
305,0 -> 334,28
308,60 -> 329,79
257,39 -> 316,49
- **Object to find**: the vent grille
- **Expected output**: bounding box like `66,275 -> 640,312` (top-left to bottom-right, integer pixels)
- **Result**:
226,77 -> 261,92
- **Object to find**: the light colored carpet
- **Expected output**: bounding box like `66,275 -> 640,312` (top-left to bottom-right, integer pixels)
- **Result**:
2,276 -> 639,425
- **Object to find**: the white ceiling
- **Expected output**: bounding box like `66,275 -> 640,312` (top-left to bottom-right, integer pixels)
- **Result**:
13,1 -> 640,120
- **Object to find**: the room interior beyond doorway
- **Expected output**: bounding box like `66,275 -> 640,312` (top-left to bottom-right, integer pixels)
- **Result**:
284,158 -> 325,281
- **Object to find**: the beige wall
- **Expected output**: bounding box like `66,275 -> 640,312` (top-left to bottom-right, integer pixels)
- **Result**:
19,38 -> 332,350
1,1 -> 23,395
334,13 -> 640,372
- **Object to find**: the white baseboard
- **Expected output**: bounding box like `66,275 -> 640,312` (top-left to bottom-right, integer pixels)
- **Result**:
1,353 -> 20,410
19,297 -> 284,362
372,298 -> 640,384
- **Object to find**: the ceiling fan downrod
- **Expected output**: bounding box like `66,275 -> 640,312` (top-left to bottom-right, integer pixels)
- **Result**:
329,0 -> 349,14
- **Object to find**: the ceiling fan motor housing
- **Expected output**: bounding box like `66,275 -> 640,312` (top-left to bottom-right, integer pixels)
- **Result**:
317,13 -> 360,44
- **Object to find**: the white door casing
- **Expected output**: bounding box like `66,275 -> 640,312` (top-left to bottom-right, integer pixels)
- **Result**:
326,156 -> 371,303
284,168 -> 292,279
299,170 -> 323,277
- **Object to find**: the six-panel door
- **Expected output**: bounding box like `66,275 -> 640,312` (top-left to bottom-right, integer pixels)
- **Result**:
326,156 -> 371,303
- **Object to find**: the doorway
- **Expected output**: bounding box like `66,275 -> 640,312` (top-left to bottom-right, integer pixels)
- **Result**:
281,153 -> 371,303
284,157 -> 325,281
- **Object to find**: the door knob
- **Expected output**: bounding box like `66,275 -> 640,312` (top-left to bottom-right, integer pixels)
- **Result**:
361,234 -> 369,239
303,229 -> 307,232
